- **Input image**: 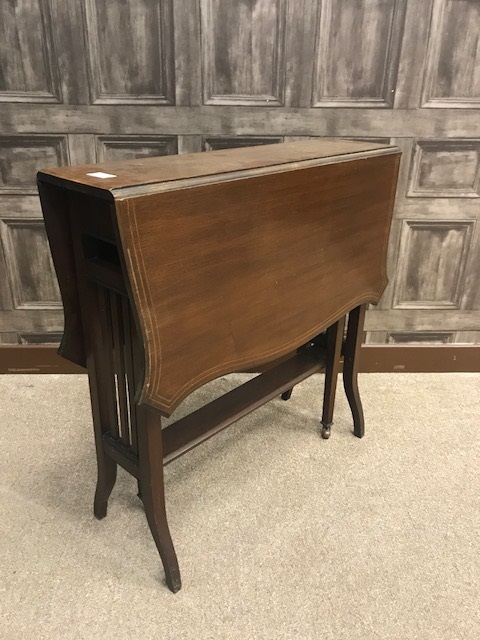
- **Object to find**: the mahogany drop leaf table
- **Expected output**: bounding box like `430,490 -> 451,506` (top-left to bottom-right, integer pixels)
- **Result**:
38,140 -> 400,592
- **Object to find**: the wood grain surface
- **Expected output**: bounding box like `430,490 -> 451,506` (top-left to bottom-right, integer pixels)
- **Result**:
113,148 -> 400,413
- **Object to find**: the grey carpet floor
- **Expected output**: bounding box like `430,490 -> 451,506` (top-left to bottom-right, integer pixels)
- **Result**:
1,372 -> 479,640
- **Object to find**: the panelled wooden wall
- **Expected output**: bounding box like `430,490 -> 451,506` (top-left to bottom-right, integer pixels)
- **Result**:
1,0 -> 479,347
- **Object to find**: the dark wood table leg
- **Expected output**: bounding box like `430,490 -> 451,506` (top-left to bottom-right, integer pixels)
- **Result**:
137,406 -> 181,594
89,358 -> 118,520
343,305 -> 367,438
320,316 -> 346,439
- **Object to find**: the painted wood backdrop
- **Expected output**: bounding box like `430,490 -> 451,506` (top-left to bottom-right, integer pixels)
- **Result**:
0,0 -> 479,346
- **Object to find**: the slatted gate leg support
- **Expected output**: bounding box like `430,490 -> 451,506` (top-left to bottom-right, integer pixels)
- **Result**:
320,315 -> 347,439
343,305 -> 367,438
137,405 -> 182,594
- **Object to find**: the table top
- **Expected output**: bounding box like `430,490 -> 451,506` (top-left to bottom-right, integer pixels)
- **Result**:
38,139 -> 398,199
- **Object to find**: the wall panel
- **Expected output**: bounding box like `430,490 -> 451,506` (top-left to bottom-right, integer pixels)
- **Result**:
407,140 -> 480,198
201,0 -> 286,106
393,221 -> 473,309
0,136 -> 69,194
95,135 -> 178,161
84,0 -> 175,104
0,0 -> 61,103
422,0 -> 480,108
0,219 -> 61,309
312,0 -> 406,107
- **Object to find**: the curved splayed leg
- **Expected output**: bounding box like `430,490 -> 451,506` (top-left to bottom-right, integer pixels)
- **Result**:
138,406 -> 181,593
342,305 -> 366,438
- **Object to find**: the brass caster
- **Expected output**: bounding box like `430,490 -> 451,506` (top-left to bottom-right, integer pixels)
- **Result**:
321,425 -> 331,440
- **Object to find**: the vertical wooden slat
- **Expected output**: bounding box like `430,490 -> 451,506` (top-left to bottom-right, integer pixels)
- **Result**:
97,286 -> 119,439
110,290 -> 130,446
121,296 -> 138,454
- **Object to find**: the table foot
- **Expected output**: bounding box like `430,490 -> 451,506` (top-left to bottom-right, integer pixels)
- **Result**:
93,455 -> 117,519
321,424 -> 331,439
